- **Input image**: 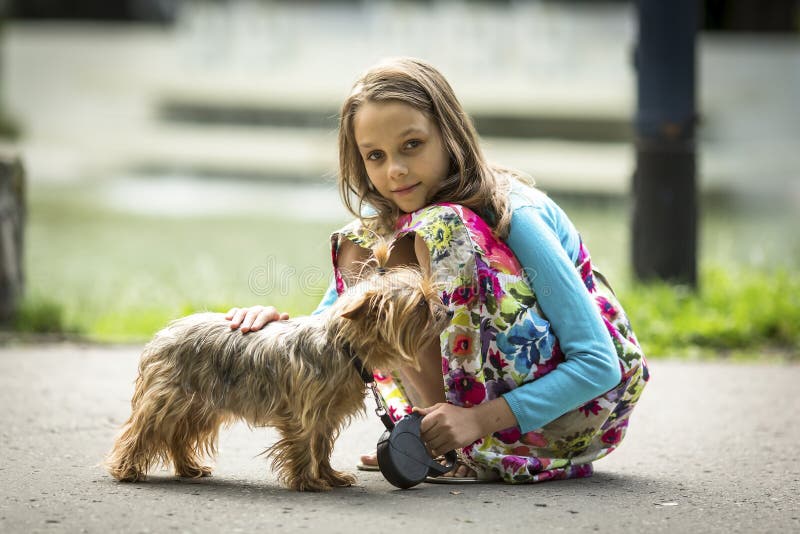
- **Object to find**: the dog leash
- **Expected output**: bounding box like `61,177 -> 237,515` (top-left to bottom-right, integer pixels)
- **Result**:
348,345 -> 459,488
349,349 -> 395,431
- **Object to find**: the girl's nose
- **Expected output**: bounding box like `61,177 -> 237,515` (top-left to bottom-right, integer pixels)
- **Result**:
388,158 -> 408,180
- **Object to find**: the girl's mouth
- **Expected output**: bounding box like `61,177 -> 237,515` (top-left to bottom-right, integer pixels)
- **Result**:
393,183 -> 421,195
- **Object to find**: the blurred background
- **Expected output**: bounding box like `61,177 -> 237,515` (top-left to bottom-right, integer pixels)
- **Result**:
0,0 -> 797,356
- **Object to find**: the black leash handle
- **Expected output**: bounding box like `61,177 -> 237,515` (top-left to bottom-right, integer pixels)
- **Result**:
377,413 -> 457,488
352,351 -> 457,488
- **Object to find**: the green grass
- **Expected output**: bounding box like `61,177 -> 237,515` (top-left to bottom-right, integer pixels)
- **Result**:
11,179 -> 800,358
12,294 -> 71,335
21,182 -> 343,342
618,266 -> 800,359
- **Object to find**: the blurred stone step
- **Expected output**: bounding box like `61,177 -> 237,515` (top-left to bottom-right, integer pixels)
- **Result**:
126,123 -> 634,195
157,91 -> 632,144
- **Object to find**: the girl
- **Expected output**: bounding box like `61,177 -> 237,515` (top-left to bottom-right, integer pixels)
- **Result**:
226,57 -> 648,483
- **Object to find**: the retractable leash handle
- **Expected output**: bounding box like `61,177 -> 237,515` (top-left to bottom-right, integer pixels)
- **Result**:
377,413 -> 457,489
352,352 -> 456,489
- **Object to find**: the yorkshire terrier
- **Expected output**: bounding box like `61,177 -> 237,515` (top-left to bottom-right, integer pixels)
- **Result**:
106,247 -> 449,491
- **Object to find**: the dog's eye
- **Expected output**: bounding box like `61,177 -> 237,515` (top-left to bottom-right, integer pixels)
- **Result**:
417,299 -> 428,309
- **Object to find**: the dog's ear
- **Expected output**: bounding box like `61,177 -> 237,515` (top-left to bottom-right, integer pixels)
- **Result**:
340,297 -> 370,321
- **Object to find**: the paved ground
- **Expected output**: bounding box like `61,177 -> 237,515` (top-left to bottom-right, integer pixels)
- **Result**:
0,343 -> 798,533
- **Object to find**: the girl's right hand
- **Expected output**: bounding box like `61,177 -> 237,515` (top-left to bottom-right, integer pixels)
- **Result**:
225,306 -> 290,333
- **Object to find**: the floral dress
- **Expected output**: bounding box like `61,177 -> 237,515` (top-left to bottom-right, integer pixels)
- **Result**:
330,203 -> 649,483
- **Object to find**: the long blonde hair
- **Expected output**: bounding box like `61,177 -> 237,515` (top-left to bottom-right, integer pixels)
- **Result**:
337,57 -> 533,239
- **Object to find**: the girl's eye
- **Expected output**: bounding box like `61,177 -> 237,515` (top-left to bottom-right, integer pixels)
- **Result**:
365,140 -> 420,161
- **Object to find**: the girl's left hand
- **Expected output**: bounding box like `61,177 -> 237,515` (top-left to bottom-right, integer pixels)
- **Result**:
415,403 -> 486,456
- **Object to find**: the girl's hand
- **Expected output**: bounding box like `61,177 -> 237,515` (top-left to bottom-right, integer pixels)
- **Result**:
415,403 -> 487,456
415,398 -> 518,455
225,306 -> 289,333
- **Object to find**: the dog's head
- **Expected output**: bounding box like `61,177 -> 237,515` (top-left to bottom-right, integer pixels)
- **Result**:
332,266 -> 451,372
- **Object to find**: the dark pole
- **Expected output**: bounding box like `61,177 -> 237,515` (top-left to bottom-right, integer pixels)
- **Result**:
632,0 -> 698,286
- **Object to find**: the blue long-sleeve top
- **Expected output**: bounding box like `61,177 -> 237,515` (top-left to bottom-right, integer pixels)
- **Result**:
313,184 -> 621,433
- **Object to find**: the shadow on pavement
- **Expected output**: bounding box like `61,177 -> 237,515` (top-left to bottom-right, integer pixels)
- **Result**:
117,468 -> 679,502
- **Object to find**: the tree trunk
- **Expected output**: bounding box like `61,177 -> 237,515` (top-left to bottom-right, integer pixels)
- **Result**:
0,150 -> 25,323
633,0 -> 698,286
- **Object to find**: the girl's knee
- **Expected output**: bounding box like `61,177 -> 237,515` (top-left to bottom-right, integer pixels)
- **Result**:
413,234 -> 431,275
336,239 -> 372,287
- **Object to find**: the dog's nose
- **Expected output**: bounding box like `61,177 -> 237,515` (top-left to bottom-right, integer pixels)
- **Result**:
446,309 -> 454,320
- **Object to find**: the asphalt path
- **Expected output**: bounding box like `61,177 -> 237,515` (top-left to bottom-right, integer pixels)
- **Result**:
0,343 -> 797,533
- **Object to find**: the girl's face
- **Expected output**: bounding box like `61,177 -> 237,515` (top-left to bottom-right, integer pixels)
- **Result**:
353,100 -> 450,213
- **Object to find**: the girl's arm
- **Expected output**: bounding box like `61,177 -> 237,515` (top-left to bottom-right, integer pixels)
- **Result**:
501,204 -> 621,434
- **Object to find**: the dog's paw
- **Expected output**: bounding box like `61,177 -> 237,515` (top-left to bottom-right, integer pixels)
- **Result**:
176,465 -> 213,479
109,468 -> 146,483
326,470 -> 357,488
288,476 -> 334,492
